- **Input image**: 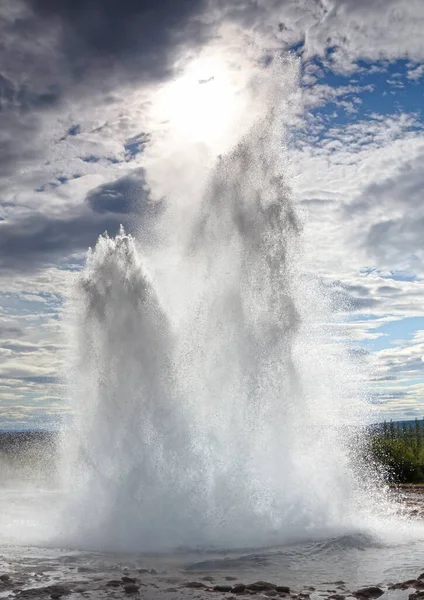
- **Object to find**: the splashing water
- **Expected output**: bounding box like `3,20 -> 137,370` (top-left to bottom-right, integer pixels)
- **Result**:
57,57 -> 394,553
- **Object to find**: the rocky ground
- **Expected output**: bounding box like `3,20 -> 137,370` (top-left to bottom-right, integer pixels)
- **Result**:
1,562 -> 424,600
1,486 -> 424,600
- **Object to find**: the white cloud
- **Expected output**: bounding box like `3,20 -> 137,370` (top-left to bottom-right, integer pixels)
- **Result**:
407,64 -> 424,80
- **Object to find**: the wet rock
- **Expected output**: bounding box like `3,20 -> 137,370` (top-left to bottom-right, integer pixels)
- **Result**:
202,577 -> 215,582
16,586 -> 71,599
225,578 -> 239,582
47,586 -> 71,597
122,577 -> 137,584
0,575 -> 11,582
165,588 -> 178,593
353,587 -> 384,599
137,569 -> 150,574
17,586 -> 70,599
410,593 -> 424,600
389,581 -> 417,590
123,583 -> 140,594
106,580 -> 122,587
231,584 -> 246,594
246,582 -> 277,592
418,575 -> 424,581
276,587 -> 290,594
265,591 -> 278,597
185,582 -> 208,589
150,569 -> 158,575
213,583 -> 234,594
214,585 -> 234,593
328,595 -> 345,600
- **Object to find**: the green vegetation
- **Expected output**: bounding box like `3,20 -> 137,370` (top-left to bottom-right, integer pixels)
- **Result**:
368,419 -> 424,483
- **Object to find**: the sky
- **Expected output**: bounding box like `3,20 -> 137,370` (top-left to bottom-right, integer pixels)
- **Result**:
1,0 -> 424,429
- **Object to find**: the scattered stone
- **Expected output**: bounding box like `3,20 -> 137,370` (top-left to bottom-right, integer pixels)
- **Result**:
185,582 -> 208,589
214,585 -> 234,593
231,584 -> 246,594
353,587 -> 384,599
106,580 -> 122,587
246,582 -> 277,592
276,587 -> 290,594
123,584 -> 140,594
122,577 -> 137,584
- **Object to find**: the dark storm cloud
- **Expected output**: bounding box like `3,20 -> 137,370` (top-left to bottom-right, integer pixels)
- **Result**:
0,171 -> 160,271
0,211 -> 123,270
0,73 -> 60,113
28,0 -> 209,82
86,168 -> 164,216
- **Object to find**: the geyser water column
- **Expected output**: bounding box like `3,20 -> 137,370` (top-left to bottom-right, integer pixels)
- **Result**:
59,55 -> 379,552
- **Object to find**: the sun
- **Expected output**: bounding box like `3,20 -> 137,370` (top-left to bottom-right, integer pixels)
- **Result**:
156,56 -> 242,146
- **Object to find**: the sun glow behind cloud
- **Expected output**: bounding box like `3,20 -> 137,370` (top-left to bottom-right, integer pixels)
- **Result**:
155,55 -> 248,150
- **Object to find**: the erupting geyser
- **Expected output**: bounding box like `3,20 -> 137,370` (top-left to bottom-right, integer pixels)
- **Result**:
58,56 -> 384,553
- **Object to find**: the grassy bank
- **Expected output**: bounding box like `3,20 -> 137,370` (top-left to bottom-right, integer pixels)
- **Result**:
368,419 -> 424,483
